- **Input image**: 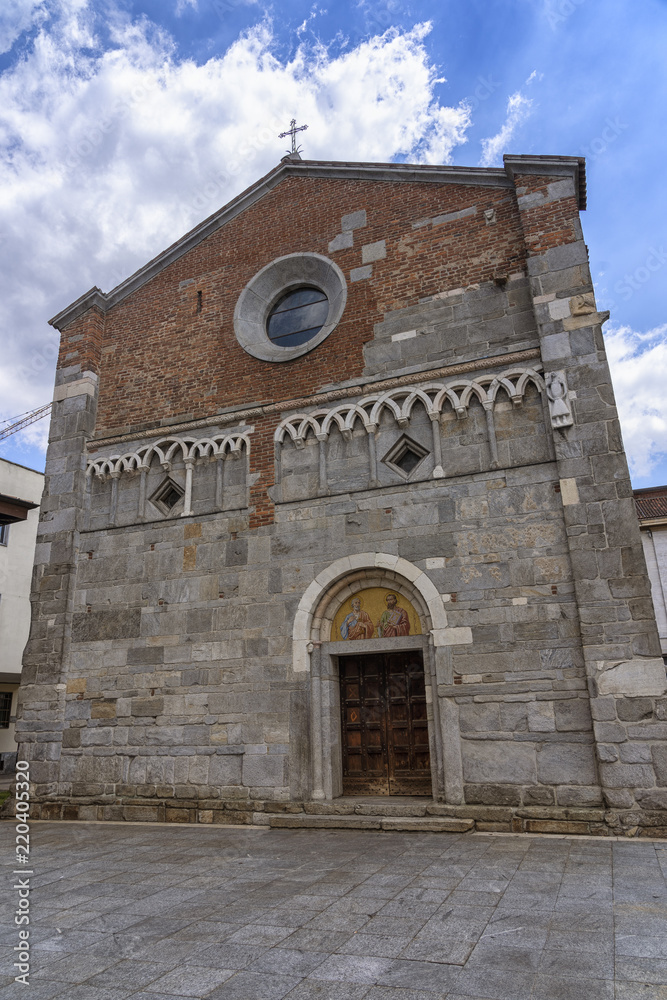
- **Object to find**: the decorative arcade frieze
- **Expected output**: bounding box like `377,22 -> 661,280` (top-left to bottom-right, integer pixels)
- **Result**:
274,364 -> 560,496
86,432 -> 251,522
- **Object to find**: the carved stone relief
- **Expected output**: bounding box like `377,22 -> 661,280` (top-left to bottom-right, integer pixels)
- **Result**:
545,370 -> 574,429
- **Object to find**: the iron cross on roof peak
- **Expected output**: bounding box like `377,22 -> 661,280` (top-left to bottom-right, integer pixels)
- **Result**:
279,118 -> 308,155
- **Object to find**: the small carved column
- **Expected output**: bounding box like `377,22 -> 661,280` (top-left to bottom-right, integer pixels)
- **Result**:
482,401 -> 499,469
215,456 -> 224,510
109,472 -> 120,526
138,465 -> 148,520
430,414 -> 444,478
366,423 -> 379,488
182,459 -> 194,517
316,434 -> 329,496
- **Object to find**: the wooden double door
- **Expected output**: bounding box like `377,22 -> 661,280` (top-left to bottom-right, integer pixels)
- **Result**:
339,651 -> 432,795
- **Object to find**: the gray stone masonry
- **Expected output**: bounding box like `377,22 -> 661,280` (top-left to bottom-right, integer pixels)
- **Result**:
16,364 -> 99,799
12,159 -> 667,835
509,159 -> 667,817
363,276 -> 538,377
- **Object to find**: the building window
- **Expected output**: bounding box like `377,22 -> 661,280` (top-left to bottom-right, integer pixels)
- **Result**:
0,692 -> 12,728
150,478 -> 185,516
234,252 -> 347,362
267,287 -> 329,347
383,436 -> 429,480
0,524 -> 9,546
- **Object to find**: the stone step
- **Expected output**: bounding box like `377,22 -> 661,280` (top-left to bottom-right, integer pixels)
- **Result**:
381,816 -> 474,833
303,801 -> 430,818
269,813 -> 474,833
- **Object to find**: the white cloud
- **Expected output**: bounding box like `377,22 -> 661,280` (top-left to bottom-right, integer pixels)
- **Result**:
605,324 -> 667,479
0,4 -> 471,454
0,0 -> 46,54
175,0 -> 198,14
478,90 -> 533,167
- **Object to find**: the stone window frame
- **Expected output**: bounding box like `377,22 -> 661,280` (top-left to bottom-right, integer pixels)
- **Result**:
149,477 -> 185,516
233,252 -> 348,362
382,434 -> 430,481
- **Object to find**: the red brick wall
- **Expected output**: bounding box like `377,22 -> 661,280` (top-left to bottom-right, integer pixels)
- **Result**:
56,307 -> 104,377
513,174 -> 581,256
61,175 -> 529,437
248,415 -> 275,528
56,171 -> 559,528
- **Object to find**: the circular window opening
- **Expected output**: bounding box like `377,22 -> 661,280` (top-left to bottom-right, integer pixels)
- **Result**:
234,252 -> 347,362
267,286 -> 329,348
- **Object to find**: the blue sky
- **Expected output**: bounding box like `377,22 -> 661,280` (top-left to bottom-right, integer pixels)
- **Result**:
1,0 -> 666,486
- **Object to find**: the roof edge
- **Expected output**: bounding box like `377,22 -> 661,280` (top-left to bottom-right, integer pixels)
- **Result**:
633,485 -> 667,497
49,286 -> 107,332
503,154 -> 587,211
49,155 -> 584,331
0,493 -> 39,510
0,456 -> 45,477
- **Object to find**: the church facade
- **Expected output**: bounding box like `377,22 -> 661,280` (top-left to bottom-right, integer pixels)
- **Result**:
15,153 -> 667,835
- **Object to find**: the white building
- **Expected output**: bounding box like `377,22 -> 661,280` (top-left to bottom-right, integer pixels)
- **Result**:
0,458 -> 43,771
635,486 -> 667,659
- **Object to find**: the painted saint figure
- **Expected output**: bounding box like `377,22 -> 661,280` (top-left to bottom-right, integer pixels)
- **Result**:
377,592 -> 410,637
340,597 -> 375,640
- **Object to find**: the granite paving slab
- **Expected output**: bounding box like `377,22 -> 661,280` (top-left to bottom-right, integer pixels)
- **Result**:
0,822 -> 666,999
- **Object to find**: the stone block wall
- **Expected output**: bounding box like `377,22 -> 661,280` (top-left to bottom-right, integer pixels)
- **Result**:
13,155 -> 667,835
27,460 -> 587,809
16,360 -> 99,796
363,277 -> 537,377
505,157 -> 667,819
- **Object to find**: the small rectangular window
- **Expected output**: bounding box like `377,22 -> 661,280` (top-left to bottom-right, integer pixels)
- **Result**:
0,692 -> 12,728
0,524 -> 9,546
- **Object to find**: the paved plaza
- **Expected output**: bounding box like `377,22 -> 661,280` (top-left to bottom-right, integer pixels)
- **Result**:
2,822 -> 667,999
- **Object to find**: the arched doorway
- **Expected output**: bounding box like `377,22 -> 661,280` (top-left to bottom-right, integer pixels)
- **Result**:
292,553 -> 462,803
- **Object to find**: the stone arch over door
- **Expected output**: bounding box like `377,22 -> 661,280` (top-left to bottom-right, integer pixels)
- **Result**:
292,553 -> 465,803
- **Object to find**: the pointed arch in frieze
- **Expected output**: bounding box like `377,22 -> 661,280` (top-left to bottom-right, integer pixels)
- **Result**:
273,365 -> 547,449
273,364 -> 554,495
86,432 -> 251,479
85,431 -> 252,524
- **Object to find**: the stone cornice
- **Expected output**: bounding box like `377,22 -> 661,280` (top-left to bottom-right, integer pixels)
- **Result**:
49,287 -> 107,331
88,347 -> 541,451
503,154 -> 586,210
